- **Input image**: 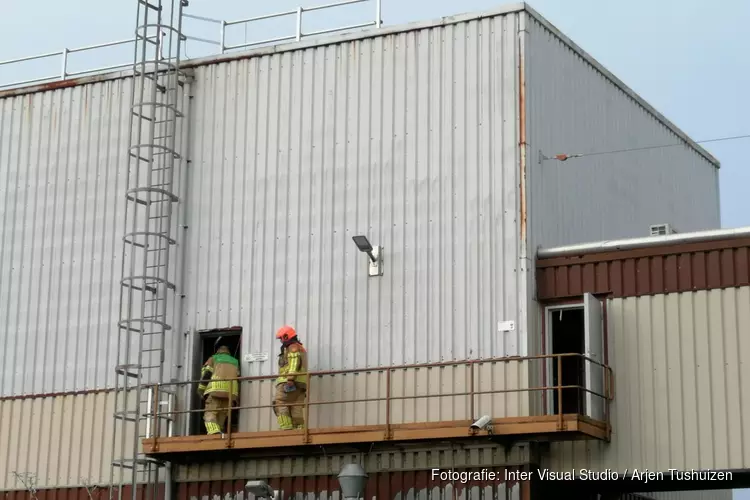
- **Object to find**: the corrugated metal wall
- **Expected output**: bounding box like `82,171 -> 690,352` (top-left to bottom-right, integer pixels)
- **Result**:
0,81 -> 129,396
523,10 -> 720,250
175,468 -> 529,500
521,7 -> 721,383
0,78 -> 188,396
0,390 -> 162,489
647,492 -> 733,500
546,287 -> 750,472
1,485 -> 163,500
183,12 -> 524,375
234,360 -> 530,432
174,443 -> 533,481
535,241 -> 750,300
0,483 -> 732,500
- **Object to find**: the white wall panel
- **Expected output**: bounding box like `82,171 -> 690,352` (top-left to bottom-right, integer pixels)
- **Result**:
546,288 -> 750,473
183,13 -> 524,375
0,390 -> 153,490
0,82 -> 130,396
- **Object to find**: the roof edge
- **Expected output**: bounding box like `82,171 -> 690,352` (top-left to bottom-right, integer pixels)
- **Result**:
537,226 -> 750,259
180,2 -> 528,70
0,69 -> 132,99
0,2 -> 528,99
521,3 -> 720,168
0,1 -> 723,170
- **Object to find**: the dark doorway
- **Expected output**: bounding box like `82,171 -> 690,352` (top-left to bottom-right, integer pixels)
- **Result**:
191,327 -> 242,435
549,307 -> 585,415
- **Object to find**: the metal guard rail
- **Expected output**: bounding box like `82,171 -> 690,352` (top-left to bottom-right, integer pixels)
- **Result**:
0,0 -> 382,91
143,353 -> 614,446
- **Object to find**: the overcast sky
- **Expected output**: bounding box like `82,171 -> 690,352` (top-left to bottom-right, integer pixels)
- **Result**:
1,0 -> 748,496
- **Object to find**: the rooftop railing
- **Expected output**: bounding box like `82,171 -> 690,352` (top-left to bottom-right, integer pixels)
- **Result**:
0,0 -> 382,91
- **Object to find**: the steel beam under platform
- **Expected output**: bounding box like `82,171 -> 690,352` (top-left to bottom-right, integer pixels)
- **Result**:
142,415 -> 609,460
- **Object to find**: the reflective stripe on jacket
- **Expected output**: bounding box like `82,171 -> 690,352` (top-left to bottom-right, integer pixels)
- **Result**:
198,352 -> 240,400
276,342 -> 307,385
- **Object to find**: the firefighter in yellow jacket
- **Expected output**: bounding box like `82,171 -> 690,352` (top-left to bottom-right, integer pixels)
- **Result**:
273,325 -> 308,430
197,337 -> 240,435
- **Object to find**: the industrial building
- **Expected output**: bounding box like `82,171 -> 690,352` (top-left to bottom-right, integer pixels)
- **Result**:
0,0 -> 741,498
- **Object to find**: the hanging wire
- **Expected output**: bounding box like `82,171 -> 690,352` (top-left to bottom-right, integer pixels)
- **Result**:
542,133 -> 750,162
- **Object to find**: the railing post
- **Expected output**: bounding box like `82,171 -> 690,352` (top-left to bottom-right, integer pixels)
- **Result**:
468,362 -> 475,421
556,356 -> 563,431
153,384 -> 160,440
60,48 -> 68,80
384,369 -> 391,440
167,390 -> 174,437
220,21 -> 226,54
225,379 -> 233,448
296,7 -> 303,41
303,375 -> 311,444
375,0 -> 382,28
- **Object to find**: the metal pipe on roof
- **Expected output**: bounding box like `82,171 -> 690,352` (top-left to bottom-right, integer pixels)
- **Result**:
537,226 -> 750,259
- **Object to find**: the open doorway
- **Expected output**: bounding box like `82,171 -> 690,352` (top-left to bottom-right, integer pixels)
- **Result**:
190,326 -> 242,436
544,293 -> 605,421
547,306 -> 585,415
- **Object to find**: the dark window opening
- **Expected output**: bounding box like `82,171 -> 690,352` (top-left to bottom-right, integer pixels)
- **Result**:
549,307 -> 585,415
191,327 -> 242,436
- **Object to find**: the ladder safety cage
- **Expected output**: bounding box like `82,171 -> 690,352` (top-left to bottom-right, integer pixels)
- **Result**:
109,2 -> 188,500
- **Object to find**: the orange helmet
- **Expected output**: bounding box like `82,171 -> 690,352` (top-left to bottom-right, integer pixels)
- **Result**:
276,325 -> 296,342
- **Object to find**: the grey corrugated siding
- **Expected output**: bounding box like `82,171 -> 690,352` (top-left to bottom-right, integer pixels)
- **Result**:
523,11 -> 720,250
521,9 -> 721,364
0,81 -> 129,395
183,12 -> 524,374
0,10 -> 526,396
546,288 -> 750,472
0,79 -> 186,396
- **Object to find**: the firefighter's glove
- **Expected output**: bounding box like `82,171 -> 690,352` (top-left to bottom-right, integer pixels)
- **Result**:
283,381 -> 296,393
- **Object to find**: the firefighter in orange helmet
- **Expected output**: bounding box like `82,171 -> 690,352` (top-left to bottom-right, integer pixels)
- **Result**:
273,325 -> 308,430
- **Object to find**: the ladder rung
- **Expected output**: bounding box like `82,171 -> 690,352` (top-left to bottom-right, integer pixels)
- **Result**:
114,412 -> 139,422
118,324 -> 142,333
112,458 -> 162,470
131,111 -> 154,122
129,152 -> 151,163
134,35 -> 159,47
139,2 -> 161,11
115,365 -> 141,378
119,284 -> 157,293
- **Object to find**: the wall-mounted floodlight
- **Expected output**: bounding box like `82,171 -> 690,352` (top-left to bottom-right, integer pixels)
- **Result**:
338,463 -> 369,499
352,235 -> 383,277
245,480 -> 278,500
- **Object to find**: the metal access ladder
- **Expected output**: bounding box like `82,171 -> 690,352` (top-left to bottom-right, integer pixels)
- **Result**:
110,2 -> 188,500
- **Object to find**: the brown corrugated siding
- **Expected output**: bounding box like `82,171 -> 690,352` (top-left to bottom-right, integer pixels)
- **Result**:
176,467 -> 530,500
536,238 -> 750,300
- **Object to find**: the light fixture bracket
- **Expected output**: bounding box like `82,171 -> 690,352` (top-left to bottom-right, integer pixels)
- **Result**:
368,246 -> 383,277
